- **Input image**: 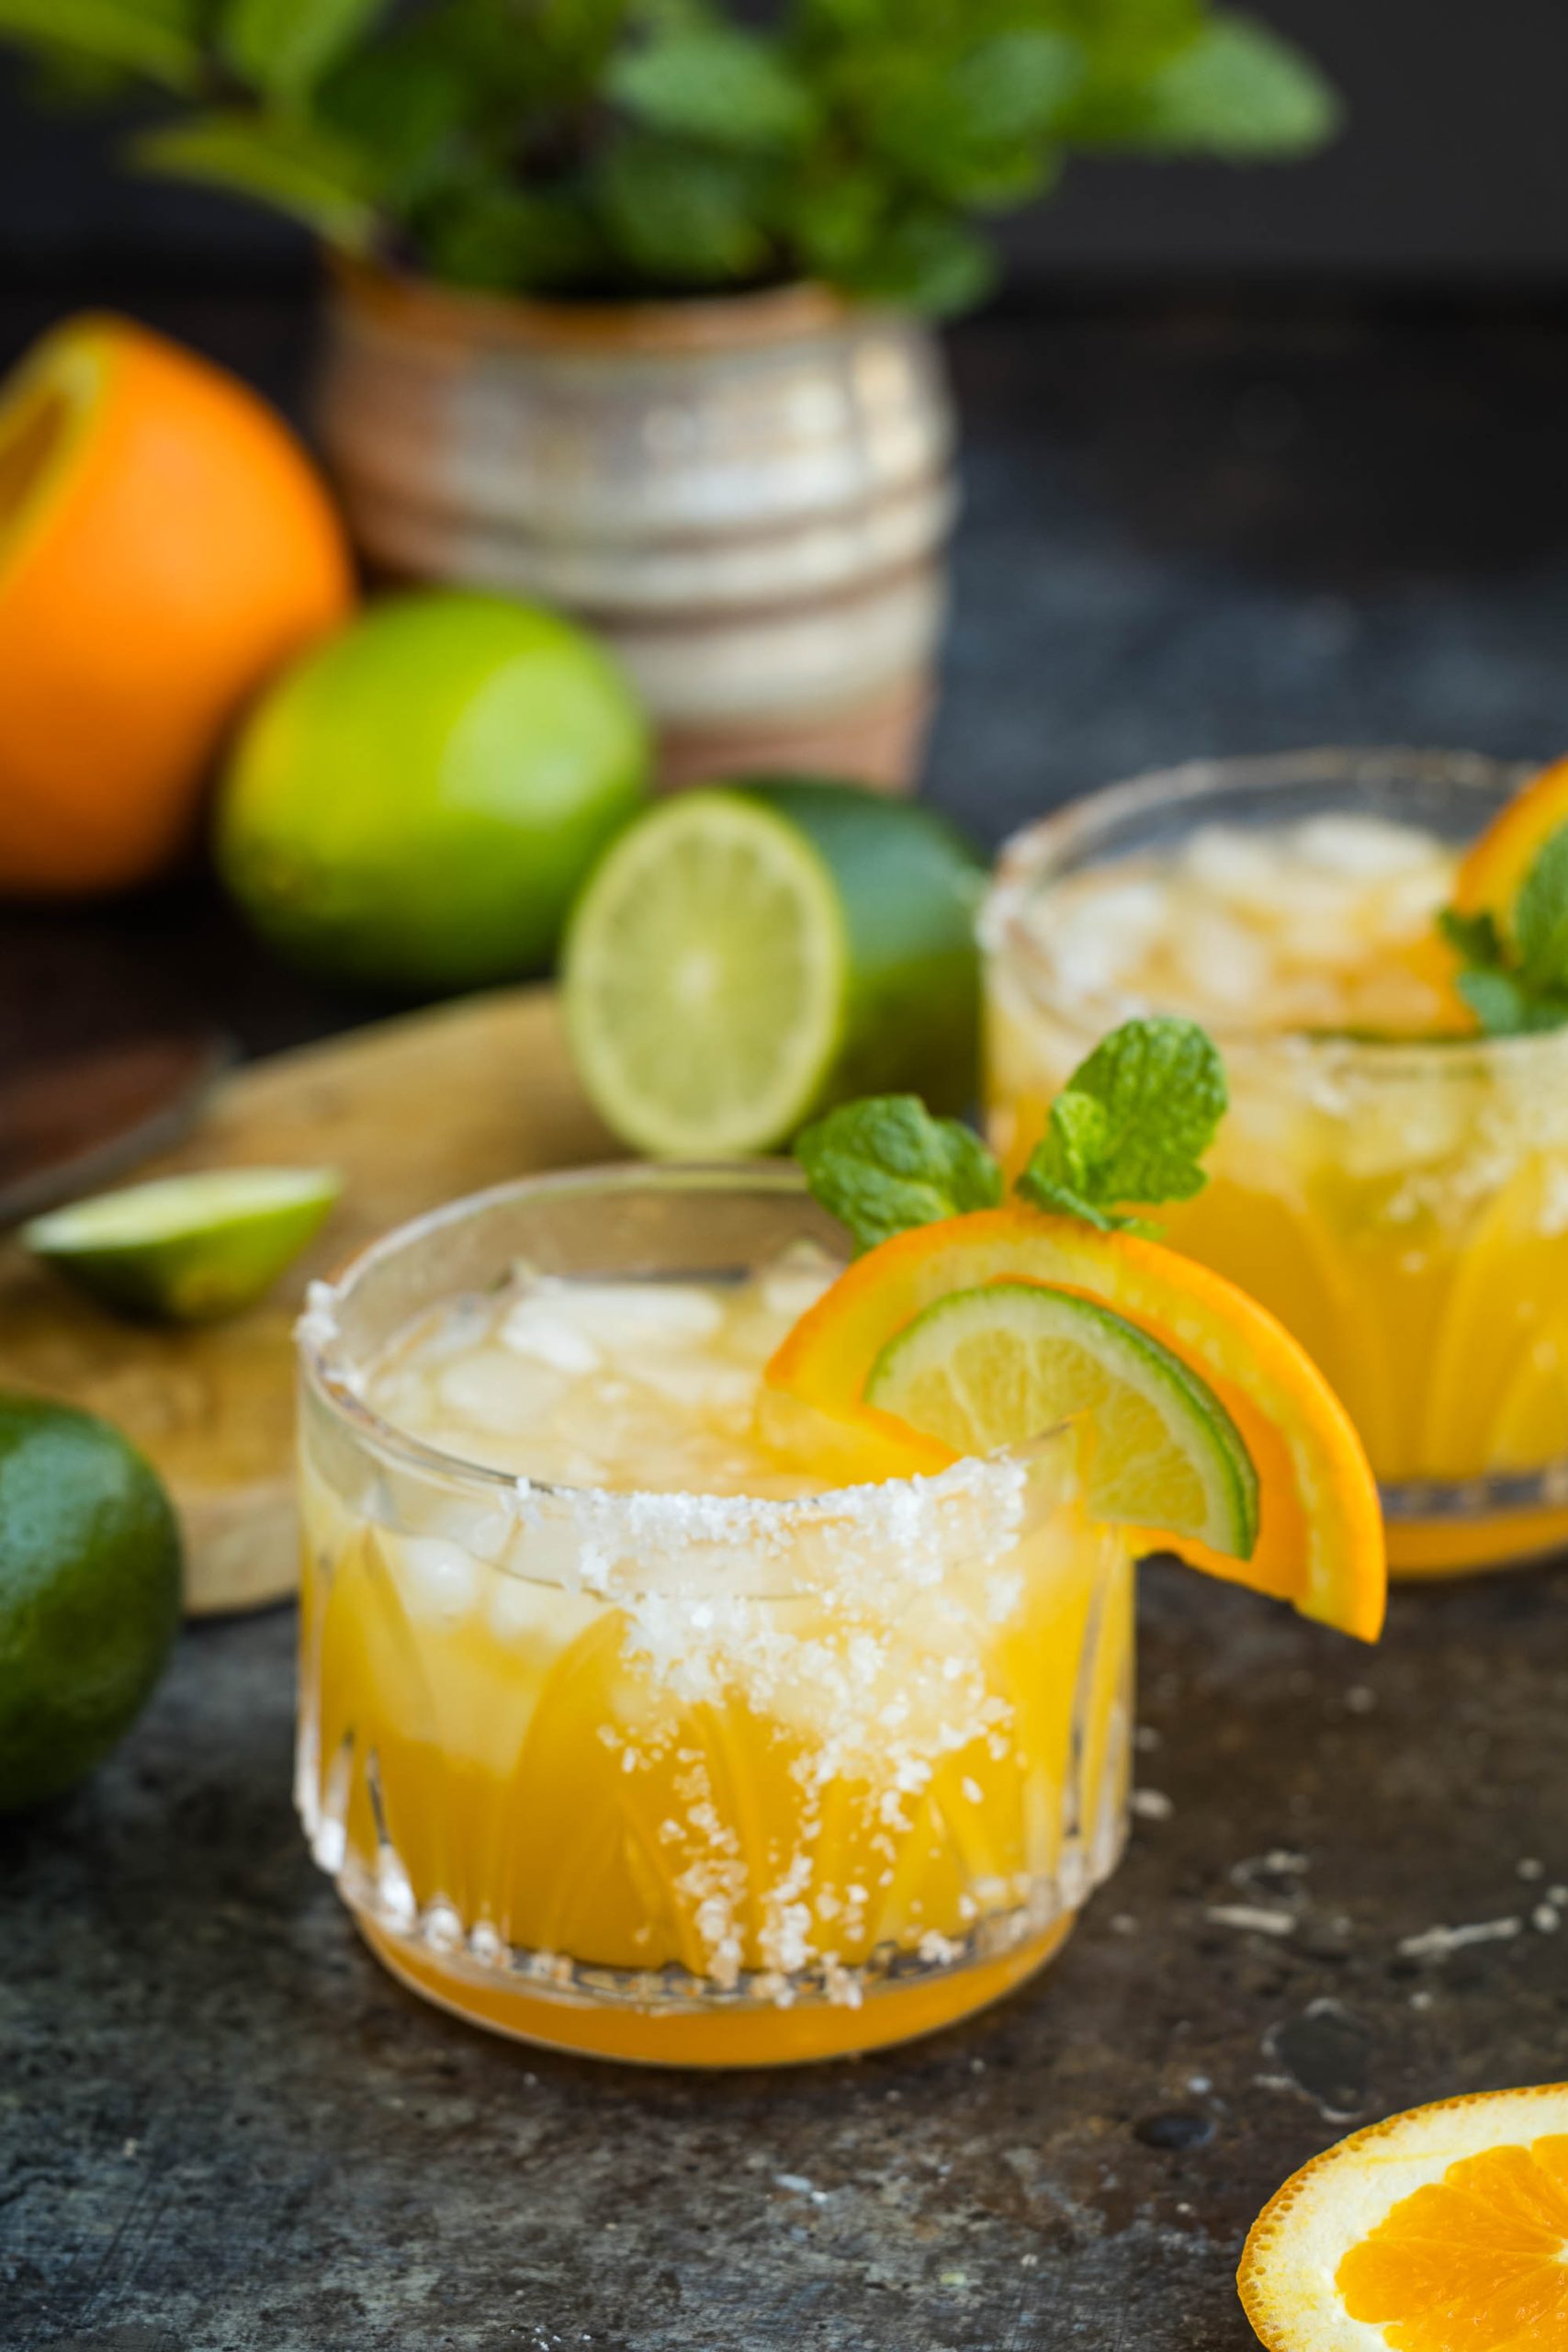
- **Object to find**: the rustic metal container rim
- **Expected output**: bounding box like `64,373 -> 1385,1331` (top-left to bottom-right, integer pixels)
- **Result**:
329,254 -> 883,356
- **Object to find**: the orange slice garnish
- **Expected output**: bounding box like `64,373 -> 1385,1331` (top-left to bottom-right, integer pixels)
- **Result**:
1239,2083 -> 1568,2352
765,1204 -> 1385,1641
1453,752 -> 1568,928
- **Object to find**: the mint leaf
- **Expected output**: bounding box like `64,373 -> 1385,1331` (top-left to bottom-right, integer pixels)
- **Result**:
418,177 -> 606,291
220,0 -> 387,105
131,110 -> 378,248
594,136 -> 771,284
1438,823 -> 1568,1036
1017,1016 -> 1226,1230
0,0 -> 1342,317
844,31 -> 1078,203
610,27 -> 818,153
1075,12 -> 1340,157
317,45 -> 468,207
1437,905 -> 1505,968
828,206 -> 996,313
795,1021 -> 1225,1253
943,30 -> 1083,149
795,1097 -> 1002,1253
1513,825 -> 1568,993
0,0 -> 202,91
1454,967 -> 1568,1035
1456,970 -> 1532,1037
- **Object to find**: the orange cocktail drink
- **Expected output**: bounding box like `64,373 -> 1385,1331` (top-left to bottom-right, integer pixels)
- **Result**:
983,749 -> 1568,1575
295,1168 -> 1132,2065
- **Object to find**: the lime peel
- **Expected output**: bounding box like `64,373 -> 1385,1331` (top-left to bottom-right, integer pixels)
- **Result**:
0,1393 -> 182,1811
23,1165 -> 342,1324
865,1277 -> 1259,1557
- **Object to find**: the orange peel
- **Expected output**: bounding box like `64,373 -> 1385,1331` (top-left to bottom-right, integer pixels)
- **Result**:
0,311 -> 353,895
1452,752 -> 1568,931
1239,2082 -> 1568,2352
766,1204 -> 1385,1641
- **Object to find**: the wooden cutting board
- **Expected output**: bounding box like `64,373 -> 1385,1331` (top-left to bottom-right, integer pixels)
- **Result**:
0,987 -> 617,1614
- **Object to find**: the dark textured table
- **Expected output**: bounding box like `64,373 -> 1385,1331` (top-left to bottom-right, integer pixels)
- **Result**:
6,288 -> 1568,2350
7,1566 -> 1567,2352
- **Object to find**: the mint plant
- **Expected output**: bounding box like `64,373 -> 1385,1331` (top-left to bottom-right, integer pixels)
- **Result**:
0,0 -> 1339,311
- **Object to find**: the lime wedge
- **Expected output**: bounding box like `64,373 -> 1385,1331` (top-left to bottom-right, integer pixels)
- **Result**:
563,780 -> 982,1158
865,1280 -> 1259,1556
22,1166 -> 341,1324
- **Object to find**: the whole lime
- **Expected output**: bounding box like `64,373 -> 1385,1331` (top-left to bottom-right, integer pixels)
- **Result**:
0,1395 -> 182,1811
217,591 -> 649,992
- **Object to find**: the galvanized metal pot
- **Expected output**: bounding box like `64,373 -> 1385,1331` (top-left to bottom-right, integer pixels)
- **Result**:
315,262 -> 956,790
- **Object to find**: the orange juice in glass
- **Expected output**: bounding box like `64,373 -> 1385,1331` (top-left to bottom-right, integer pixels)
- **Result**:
295,1167 -> 1133,2065
982,748 -> 1568,1576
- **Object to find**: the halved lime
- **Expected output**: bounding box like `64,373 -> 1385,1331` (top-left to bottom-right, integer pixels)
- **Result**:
865,1280 -> 1259,1556
562,780 -> 982,1158
22,1166 -> 341,1324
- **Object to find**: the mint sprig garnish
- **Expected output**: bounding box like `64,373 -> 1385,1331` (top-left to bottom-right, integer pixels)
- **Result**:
795,1097 -> 1004,1253
1015,1016 -> 1227,1234
795,1017 -> 1226,1252
1439,824 -> 1568,1036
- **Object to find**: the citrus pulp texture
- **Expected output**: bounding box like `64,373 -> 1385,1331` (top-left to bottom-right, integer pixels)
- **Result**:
767,1204 -> 1385,1641
564,778 -> 983,1156
867,1279 -> 1259,1555
1239,2083 -> 1568,2352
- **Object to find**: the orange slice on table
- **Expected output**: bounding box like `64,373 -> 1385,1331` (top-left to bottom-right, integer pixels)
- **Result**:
765,1203 -> 1385,1642
1452,752 -> 1568,931
1239,2083 -> 1568,2352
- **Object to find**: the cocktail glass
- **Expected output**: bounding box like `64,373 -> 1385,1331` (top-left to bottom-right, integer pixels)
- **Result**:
295,1165 -> 1133,2065
983,748 -> 1568,1575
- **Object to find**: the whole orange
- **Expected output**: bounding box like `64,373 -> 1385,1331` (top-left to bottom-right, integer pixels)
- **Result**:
0,313 -> 354,895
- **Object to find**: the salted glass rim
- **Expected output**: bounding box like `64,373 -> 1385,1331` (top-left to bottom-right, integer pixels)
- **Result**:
982,744 -> 1568,1071
297,1159 -> 1068,1522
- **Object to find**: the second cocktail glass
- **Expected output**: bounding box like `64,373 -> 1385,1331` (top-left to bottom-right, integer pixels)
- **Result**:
983,749 -> 1568,1574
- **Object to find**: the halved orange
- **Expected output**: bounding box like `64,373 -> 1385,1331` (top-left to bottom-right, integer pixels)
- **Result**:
1452,752 -> 1568,930
1239,2083 -> 1568,2352
765,1204 -> 1385,1641
0,312 -> 353,896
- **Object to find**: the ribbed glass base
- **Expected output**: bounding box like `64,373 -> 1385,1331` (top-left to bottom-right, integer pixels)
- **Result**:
355,1905 -> 1079,2066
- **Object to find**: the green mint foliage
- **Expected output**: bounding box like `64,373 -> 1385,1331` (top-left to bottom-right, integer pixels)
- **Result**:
0,0 -> 1341,311
1455,969 -> 1568,1039
1060,13 -> 1339,155
1512,824 -> 1568,998
1016,1016 -> 1227,1233
795,1018 -> 1228,1252
130,111 -> 380,248
220,0 -> 389,106
1438,827 -> 1568,1036
1438,905 -> 1503,968
0,0 -> 203,92
795,1097 -> 1003,1253
599,137 -> 772,283
609,25 -> 819,153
